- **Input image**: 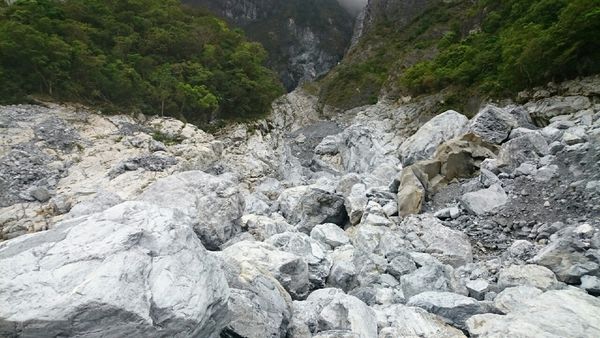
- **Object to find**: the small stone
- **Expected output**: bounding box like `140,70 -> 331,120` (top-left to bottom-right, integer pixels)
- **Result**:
29,186 -> 51,202
580,275 -> 600,296
466,279 -> 490,300
575,223 -> 594,236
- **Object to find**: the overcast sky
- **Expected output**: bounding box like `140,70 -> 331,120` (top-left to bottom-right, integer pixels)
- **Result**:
338,0 -> 368,15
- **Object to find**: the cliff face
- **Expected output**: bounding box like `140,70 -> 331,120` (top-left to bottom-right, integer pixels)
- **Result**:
184,0 -> 355,91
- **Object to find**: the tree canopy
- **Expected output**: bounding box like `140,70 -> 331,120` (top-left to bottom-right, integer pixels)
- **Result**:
0,0 -> 284,124
401,0 -> 600,96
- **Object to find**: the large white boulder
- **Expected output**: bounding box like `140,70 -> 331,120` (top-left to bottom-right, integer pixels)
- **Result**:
399,110 -> 469,165
467,288 -> 600,337
0,201 -> 230,337
139,170 -> 244,250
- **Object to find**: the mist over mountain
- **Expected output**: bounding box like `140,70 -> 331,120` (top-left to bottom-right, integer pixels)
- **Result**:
337,0 -> 368,15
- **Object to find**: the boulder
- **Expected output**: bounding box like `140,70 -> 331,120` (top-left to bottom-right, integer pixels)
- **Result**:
498,132 -> 549,169
494,286 -> 543,314
0,201 -> 230,337
66,191 -> 123,219
218,257 -> 292,338
345,183 -> 368,225
328,245 -> 359,292
527,96 -> 592,126
311,223 -> 351,249
497,264 -> 559,291
533,227 -> 600,284
278,187 -> 348,234
288,288 -> 377,338
581,275 -> 600,296
469,105 -> 517,144
399,110 -> 469,165
396,167 -> 426,217
467,288 -> 600,337
466,279 -> 490,300
375,304 -> 466,338
460,184 -> 508,216
563,126 -> 587,145
400,214 -> 473,267
407,291 -> 495,329
240,213 -> 293,241
139,171 -> 244,250
267,232 -> 332,289
222,241 -> 310,300
400,264 -> 467,299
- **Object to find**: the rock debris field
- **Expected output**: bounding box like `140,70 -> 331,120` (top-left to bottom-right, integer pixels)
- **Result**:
1,76 -> 600,337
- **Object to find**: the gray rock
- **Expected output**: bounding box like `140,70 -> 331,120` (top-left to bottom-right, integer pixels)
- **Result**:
240,214 -> 293,241
28,186 -> 51,202
467,288 -> 600,337
328,245 -> 359,292
563,126 -> 587,145
399,110 -> 469,165
498,132 -> 549,169
108,154 -> 178,179
533,227 -> 600,284
313,331 -> 360,338
243,192 -> 272,215
528,96 -> 592,125
140,171 -> 244,250
514,162 -> 537,176
218,255 -> 292,338
400,264 -> 467,299
479,168 -> 501,188
533,164 -> 559,182
581,275 -> 600,296
469,105 -> 517,144
267,232 -> 332,289
374,304 -> 466,338
386,252 -> 417,280
311,223 -> 350,249
401,214 -> 473,268
223,241 -> 310,300
345,183 -> 368,225
289,288 -> 377,338
407,291 -> 495,329
49,195 -> 72,215
497,264 -> 559,291
66,191 -> 123,219
0,201 -> 230,337
460,184 -> 508,216
278,187 -> 348,234
434,206 -> 461,220
466,279 -> 490,300
506,240 -> 536,262
494,286 -> 543,314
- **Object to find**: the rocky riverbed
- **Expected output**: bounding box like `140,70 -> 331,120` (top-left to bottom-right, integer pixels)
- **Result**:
1,76 -> 600,337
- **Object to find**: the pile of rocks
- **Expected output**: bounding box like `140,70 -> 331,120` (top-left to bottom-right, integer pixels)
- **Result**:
1,78 -> 600,337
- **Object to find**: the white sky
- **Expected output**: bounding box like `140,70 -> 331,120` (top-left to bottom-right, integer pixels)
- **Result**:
338,0 -> 368,15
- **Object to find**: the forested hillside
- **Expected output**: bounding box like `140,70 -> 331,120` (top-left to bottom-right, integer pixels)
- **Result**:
183,0 -> 354,91
0,0 -> 283,124
319,0 -> 600,111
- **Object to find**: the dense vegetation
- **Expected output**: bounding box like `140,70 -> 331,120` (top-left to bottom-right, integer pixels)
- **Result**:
319,0 -> 600,110
0,0 -> 283,124
184,0 -> 353,91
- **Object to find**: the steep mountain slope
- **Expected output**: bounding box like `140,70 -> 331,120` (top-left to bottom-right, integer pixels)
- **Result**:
319,0 -> 600,112
184,0 -> 355,91
0,0 -> 283,124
